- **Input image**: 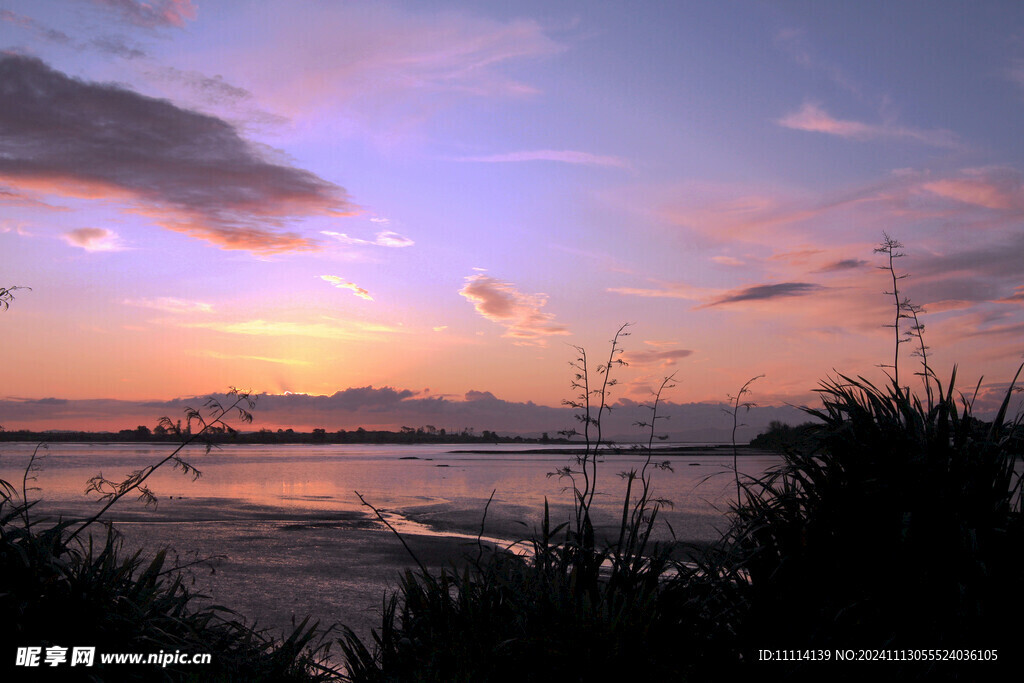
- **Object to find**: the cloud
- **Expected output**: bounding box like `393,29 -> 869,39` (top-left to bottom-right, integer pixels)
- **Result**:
150,66 -> 252,102
321,230 -> 414,248
996,286 -> 1024,303
778,101 -> 961,148
191,350 -> 311,367
226,6 -> 563,143
817,258 -> 869,272
704,282 -> 824,307
87,0 -> 197,28
711,255 -> 744,266
459,273 -> 569,344
607,281 -> 705,300
319,275 -> 374,301
621,349 -> 694,368
921,167 -> 1024,211
0,9 -> 73,44
0,55 -> 355,253
451,150 -> 629,168
0,389 -> 813,440
90,35 -> 147,59
0,185 -> 67,211
123,297 -> 213,313
651,167 -> 1024,251
610,277 -> 826,310
465,390 -> 498,402
183,318 -> 400,340
62,227 -> 124,251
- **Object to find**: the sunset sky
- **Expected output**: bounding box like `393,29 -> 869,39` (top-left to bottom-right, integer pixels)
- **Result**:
2,1 -> 1024,433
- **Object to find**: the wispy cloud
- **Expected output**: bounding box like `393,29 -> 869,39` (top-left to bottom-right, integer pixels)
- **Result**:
184,318 -> 400,340
230,6 -> 563,144
610,278 -> 826,309
89,35 -> 147,59
921,167 -> 1024,211
0,55 -> 355,254
621,348 -> 694,368
1,9 -> 72,45
86,0 -> 197,29
606,281 -> 704,300
319,275 -> 373,301
996,285 -> 1024,303
704,282 -> 824,307
62,228 -> 125,252
451,150 -> 630,168
321,230 -> 414,248
123,297 -> 213,313
149,66 -> 253,103
775,28 -> 862,96
778,101 -> 962,149
459,273 -> 569,345
191,350 -> 312,366
817,258 -> 869,272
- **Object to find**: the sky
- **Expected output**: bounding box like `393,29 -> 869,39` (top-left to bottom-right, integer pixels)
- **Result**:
2,0 -> 1024,435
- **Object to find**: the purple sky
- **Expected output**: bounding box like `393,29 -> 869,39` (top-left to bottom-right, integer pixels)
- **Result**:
2,1 -> 1023,434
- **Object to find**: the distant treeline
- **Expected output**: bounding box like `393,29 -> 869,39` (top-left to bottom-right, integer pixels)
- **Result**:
748,420 -> 819,452
749,415 -> 999,453
0,424 -> 568,445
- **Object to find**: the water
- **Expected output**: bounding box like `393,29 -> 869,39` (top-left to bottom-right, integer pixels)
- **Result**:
0,442 -> 779,642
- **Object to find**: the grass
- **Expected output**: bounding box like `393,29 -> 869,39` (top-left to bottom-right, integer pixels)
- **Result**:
701,369 -> 1024,677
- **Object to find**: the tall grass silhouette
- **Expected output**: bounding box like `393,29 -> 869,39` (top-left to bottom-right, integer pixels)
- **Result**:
686,235 -> 1024,680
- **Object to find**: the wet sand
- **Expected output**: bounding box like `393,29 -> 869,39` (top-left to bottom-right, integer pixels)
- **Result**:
27,497 -> 493,645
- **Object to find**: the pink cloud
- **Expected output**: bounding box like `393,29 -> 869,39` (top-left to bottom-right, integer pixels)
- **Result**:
778,101 -> 961,149
62,227 -> 124,252
459,273 -> 569,345
921,168 -> 1024,211
621,348 -> 694,368
223,6 -> 563,142
87,0 -> 197,28
319,275 -> 374,301
606,282 -> 704,300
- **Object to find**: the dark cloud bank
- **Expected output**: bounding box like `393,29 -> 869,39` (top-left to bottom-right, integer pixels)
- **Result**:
0,54 -> 353,252
1,387 -> 808,443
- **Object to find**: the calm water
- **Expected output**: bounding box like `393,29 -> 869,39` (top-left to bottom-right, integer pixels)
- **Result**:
0,442 -> 779,641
